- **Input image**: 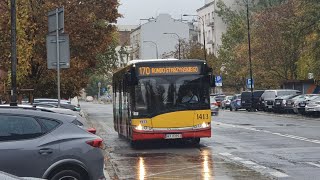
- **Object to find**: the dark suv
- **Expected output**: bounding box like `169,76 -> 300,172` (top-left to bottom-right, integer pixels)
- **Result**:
241,90 -> 265,111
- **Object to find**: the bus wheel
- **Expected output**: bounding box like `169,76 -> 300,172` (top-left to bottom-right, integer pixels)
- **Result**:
130,140 -> 139,148
191,138 -> 200,145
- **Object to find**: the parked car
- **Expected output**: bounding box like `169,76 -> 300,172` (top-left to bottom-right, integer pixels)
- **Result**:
0,104 -> 96,134
305,96 -> 320,116
261,89 -> 301,111
293,94 -> 319,114
34,98 -> 71,104
221,96 -> 233,109
212,94 -> 225,107
209,95 -> 219,116
241,90 -> 265,111
0,106 -> 105,180
273,94 -> 299,113
86,96 -> 94,102
230,94 -> 242,111
33,102 -> 78,111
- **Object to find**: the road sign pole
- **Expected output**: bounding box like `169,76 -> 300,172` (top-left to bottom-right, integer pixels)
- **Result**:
56,9 -> 61,108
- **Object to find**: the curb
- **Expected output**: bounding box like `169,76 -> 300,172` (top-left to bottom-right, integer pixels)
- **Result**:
81,108 -> 113,180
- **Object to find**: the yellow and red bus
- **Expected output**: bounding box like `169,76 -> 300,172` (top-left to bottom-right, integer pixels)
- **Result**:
112,59 -> 214,145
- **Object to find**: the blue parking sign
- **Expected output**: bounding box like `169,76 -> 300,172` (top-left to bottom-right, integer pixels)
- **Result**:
246,78 -> 254,89
215,76 -> 222,87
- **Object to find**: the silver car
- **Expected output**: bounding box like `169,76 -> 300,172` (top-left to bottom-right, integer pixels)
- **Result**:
0,107 -> 105,180
210,95 -> 219,115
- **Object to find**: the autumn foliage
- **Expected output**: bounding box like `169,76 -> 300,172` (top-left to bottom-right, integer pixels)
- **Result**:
0,0 -> 120,98
215,0 -> 320,91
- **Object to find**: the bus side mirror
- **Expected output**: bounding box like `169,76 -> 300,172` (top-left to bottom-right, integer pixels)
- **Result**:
209,74 -> 216,87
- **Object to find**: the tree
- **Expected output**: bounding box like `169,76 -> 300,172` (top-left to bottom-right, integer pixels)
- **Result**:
0,0 -> 120,98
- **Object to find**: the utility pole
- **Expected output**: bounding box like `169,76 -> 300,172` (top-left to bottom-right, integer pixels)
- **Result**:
143,41 -> 159,59
246,0 -> 254,111
10,0 -> 17,106
163,33 -> 181,59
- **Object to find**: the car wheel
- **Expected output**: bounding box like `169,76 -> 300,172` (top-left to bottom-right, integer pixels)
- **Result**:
230,107 -> 233,111
50,170 -> 83,180
235,108 -> 238,111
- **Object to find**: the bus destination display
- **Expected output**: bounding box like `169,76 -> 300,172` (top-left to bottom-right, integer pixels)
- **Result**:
138,66 -> 200,76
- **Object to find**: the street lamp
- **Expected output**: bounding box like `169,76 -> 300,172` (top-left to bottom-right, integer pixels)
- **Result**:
163,33 -> 181,59
246,0 -> 254,111
98,82 -> 101,101
183,14 -> 206,61
143,41 -> 159,59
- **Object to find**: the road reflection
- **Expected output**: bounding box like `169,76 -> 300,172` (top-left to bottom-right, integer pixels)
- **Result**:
202,149 -> 212,180
138,157 -> 146,180
134,143 -> 214,180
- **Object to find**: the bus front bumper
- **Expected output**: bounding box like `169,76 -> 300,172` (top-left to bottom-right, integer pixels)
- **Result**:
132,128 -> 211,141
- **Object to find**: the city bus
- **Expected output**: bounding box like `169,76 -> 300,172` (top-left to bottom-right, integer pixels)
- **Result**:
112,59 -> 215,146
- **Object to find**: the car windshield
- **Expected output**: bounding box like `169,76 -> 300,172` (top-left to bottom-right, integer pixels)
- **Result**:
134,75 -> 209,117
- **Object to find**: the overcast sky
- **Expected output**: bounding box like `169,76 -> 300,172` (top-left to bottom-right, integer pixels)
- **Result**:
117,0 -> 205,25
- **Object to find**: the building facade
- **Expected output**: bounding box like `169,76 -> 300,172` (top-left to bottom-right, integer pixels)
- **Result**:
130,14 -> 190,60
116,25 -> 138,67
197,0 -> 237,56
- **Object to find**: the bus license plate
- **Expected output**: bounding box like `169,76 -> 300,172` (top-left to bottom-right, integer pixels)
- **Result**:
165,134 -> 182,139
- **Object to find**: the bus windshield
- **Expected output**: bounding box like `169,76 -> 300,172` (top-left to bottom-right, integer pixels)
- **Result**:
134,75 -> 210,117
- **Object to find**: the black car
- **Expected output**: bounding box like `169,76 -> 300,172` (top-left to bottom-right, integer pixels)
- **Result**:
241,90 -> 265,111
273,94 -> 299,113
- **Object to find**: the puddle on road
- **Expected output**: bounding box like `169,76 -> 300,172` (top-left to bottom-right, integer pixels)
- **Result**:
114,145 -> 215,180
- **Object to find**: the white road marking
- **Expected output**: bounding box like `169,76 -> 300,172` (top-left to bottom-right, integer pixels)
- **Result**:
216,121 -> 320,145
306,162 -> 320,168
241,160 -> 257,165
231,157 -> 243,161
219,152 -> 232,156
218,152 -> 290,178
269,171 -> 290,178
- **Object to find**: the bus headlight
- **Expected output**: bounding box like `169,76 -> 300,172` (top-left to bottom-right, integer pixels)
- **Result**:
135,124 -> 143,131
194,122 -> 210,129
134,124 -> 153,131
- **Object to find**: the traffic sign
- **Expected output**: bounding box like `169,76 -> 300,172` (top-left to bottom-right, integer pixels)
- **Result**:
46,34 -> 70,69
246,78 -> 254,89
215,75 -> 222,87
48,7 -> 64,35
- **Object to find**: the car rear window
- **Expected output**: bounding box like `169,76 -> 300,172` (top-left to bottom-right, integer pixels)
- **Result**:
72,119 -> 84,127
0,115 -> 43,141
38,118 -> 61,132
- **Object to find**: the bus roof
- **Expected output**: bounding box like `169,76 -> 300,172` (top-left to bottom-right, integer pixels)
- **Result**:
128,59 -> 206,65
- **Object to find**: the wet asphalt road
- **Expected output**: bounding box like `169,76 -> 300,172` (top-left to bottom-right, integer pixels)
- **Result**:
81,102 -> 320,180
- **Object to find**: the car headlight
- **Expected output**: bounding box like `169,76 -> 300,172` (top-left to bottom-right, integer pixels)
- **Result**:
134,124 -> 153,131
194,122 -> 210,129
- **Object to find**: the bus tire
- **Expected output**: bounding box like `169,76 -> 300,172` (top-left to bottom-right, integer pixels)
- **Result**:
191,138 -> 200,145
130,140 -> 139,148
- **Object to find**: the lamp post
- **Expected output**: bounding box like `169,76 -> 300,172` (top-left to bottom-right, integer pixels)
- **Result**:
246,0 -> 254,111
98,82 -> 101,101
143,40 -> 159,59
10,0 -> 17,106
183,14 -> 206,61
163,33 -> 181,59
